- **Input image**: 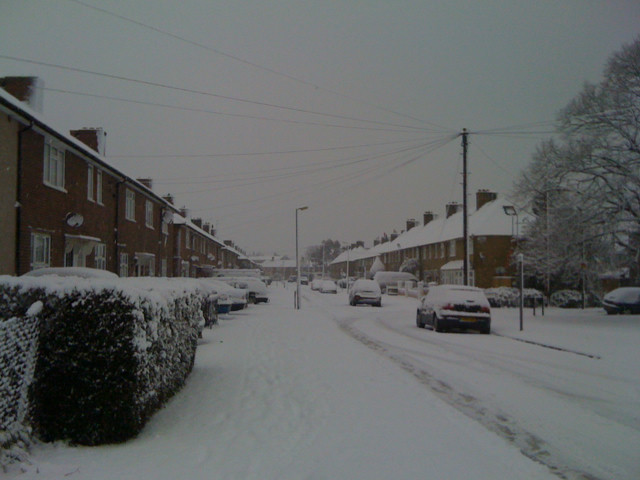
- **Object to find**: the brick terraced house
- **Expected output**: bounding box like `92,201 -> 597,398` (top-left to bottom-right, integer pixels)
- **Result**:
329,190 -> 527,289
0,77 -> 243,277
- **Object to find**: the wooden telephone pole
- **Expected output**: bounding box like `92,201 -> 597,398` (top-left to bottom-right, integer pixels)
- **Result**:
461,128 -> 469,286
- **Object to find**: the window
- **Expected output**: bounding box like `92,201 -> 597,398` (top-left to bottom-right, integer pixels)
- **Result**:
119,253 -> 129,277
43,138 -> 65,189
87,164 -> 94,200
96,170 -> 103,204
440,243 -> 445,258
31,233 -> 51,269
161,258 -> 167,277
95,243 -> 106,270
449,240 -> 456,257
125,189 -> 135,221
145,200 -> 154,229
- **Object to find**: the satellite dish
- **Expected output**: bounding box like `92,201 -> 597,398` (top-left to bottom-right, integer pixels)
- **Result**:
65,212 -> 84,227
162,208 -> 174,224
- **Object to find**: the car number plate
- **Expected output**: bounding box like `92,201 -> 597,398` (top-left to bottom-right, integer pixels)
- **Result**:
460,317 -> 476,323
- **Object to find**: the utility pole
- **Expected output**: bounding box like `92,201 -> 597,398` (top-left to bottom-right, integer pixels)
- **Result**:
461,128 -> 469,286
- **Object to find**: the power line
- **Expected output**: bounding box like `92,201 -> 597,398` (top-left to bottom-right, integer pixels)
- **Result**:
65,0 -> 454,131
40,86 -> 421,133
110,136 -> 436,160
0,54 -> 432,132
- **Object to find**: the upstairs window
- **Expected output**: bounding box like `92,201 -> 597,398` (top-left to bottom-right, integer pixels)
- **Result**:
145,200 -> 154,229
96,169 -> 103,204
125,189 -> 135,221
87,164 -> 94,201
43,138 -> 65,189
449,239 -> 456,257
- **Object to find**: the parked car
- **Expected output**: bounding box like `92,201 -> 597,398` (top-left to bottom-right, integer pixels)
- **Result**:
373,271 -> 417,293
602,287 -> 640,314
221,277 -> 269,304
416,284 -> 491,334
300,276 -> 309,285
204,279 -> 248,312
348,279 -> 382,307
311,279 -> 323,291
320,280 -> 338,294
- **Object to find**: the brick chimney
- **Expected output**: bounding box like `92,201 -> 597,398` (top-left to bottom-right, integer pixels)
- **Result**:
423,211 -> 435,225
224,240 -> 234,247
446,202 -> 462,218
0,76 -> 43,112
136,178 -> 153,190
406,219 -> 417,231
390,232 -> 399,241
179,207 -> 189,218
162,194 -> 174,205
192,218 -> 203,228
70,128 -> 106,155
476,189 -> 497,210
202,222 -> 211,234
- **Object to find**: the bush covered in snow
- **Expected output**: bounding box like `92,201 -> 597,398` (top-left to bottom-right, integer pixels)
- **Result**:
0,275 -> 207,451
484,287 -> 544,308
549,289 -> 600,308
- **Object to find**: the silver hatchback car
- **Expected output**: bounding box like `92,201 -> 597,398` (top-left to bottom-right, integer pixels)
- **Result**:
348,279 -> 382,307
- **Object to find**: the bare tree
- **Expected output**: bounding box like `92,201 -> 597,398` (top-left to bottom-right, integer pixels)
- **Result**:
514,37 -> 640,287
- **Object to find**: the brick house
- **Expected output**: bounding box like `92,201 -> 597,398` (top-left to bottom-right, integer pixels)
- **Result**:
0,77 -> 242,277
329,191 -> 525,289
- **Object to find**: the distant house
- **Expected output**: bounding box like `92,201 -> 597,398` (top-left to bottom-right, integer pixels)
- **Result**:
0,76 -> 244,276
329,190 -> 526,289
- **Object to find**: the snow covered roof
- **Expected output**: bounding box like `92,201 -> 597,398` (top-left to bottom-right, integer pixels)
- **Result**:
261,259 -> 297,268
329,196 -> 529,265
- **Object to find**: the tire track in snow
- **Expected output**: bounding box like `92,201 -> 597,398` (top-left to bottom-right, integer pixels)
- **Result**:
329,312 -> 602,480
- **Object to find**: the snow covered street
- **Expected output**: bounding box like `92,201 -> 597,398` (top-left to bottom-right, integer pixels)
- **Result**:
8,284 -> 640,480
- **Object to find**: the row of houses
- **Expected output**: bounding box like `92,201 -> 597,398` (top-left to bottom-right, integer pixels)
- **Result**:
0,76 -> 253,277
328,190 -> 527,289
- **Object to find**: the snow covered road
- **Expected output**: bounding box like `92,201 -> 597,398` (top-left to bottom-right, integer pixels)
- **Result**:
304,287 -> 640,480
8,285 -> 639,480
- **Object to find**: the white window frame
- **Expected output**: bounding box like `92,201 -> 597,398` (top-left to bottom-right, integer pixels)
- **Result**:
43,137 -> 65,190
31,233 -> 51,269
125,189 -> 135,221
119,253 -> 129,277
95,243 -> 106,270
145,200 -> 154,229
87,164 -> 94,201
96,169 -> 103,205
449,239 -> 456,257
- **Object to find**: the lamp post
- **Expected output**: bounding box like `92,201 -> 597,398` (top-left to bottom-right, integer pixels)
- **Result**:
295,206 -> 308,309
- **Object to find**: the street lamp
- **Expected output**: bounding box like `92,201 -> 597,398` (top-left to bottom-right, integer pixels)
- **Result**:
295,206 -> 308,309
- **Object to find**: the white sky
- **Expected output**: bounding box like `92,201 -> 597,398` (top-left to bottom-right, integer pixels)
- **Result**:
1,0 -> 639,256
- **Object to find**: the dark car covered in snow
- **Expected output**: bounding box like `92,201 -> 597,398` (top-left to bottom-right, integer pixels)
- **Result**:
602,287 -> 640,314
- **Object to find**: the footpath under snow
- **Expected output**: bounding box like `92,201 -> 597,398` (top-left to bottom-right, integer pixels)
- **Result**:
8,284 -> 638,479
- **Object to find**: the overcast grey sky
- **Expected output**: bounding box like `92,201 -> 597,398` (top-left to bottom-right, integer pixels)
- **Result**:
2,0 -> 639,257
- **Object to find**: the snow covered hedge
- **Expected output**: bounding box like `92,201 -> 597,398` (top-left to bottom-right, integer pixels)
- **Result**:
0,276 -> 210,451
484,287 -> 544,308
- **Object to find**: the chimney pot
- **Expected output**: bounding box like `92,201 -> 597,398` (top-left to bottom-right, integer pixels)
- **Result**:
476,189 -> 498,210
423,211 -> 435,225
137,178 -> 153,190
446,202 -> 462,218
70,128 -> 106,155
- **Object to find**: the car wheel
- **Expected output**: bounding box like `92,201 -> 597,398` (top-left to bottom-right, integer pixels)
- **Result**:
433,314 -> 444,332
416,311 -> 424,328
481,325 -> 490,334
